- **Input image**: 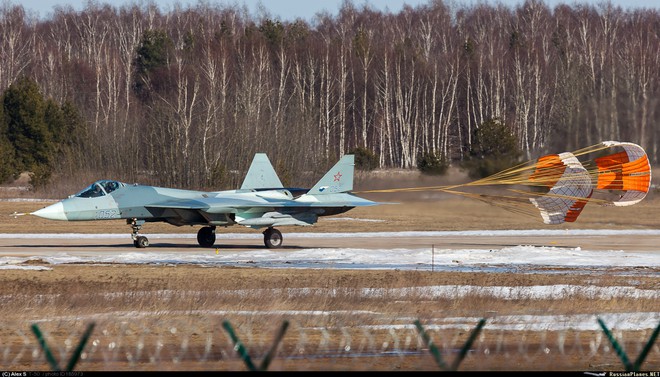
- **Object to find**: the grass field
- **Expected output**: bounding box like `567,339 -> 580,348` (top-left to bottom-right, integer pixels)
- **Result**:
0,169 -> 658,371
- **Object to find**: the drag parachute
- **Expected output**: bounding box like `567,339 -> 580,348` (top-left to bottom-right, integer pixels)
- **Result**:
587,141 -> 651,207
527,152 -> 593,224
359,141 -> 652,225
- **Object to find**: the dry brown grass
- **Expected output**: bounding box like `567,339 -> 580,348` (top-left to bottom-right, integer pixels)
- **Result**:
0,168 -> 659,370
2,166 -> 659,233
0,266 -> 656,371
0,266 -> 656,321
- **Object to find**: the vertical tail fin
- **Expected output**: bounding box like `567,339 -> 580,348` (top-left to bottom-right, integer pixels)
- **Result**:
240,153 -> 283,190
307,155 -> 354,195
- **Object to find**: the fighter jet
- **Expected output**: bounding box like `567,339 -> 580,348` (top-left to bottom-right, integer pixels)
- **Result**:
28,154 -> 379,248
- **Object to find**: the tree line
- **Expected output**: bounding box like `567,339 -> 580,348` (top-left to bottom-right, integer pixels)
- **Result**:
0,0 -> 657,190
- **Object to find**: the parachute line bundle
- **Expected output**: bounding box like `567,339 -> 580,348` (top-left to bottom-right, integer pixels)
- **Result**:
361,141 -> 652,225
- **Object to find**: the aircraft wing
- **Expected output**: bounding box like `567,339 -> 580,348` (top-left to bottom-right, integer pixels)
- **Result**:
147,193 -> 377,212
145,196 -> 292,214
144,192 -> 378,228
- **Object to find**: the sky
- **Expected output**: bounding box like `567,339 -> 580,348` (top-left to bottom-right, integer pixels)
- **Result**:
16,0 -> 660,21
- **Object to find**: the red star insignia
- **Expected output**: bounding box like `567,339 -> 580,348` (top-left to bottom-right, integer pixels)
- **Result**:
333,172 -> 342,182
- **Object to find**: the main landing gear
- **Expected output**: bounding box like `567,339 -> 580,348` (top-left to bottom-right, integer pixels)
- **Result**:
129,218 -> 149,248
197,226 -> 283,248
263,227 -> 283,248
197,226 -> 216,248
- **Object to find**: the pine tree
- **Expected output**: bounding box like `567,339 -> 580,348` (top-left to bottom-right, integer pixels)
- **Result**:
133,29 -> 174,102
45,99 -> 91,174
462,118 -> 522,179
0,100 -> 16,183
3,77 -> 54,187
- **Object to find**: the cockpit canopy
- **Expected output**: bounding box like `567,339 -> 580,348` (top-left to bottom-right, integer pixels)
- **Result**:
74,180 -> 125,198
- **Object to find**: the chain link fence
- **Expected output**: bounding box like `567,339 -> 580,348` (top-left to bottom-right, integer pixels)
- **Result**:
2,313 -> 658,371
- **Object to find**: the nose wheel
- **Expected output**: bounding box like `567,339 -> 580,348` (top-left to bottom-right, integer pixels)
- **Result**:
134,236 -> 149,248
129,219 -> 149,248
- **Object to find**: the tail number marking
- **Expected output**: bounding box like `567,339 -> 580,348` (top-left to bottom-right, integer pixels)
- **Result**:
95,209 -> 121,219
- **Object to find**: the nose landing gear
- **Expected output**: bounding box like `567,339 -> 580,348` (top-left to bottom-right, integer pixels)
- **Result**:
129,218 -> 149,248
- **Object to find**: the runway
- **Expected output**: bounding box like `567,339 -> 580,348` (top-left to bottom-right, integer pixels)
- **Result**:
2,228 -> 660,250
1,230 -> 659,275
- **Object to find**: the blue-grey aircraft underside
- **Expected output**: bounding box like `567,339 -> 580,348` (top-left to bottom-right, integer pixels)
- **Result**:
26,154 -> 379,248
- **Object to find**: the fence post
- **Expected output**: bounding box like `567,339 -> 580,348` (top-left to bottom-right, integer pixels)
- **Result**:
599,317 -> 660,372
633,323 -> 660,371
30,324 -> 60,371
65,322 -> 95,371
414,319 -> 449,370
633,320 -> 660,371
222,319 -> 290,371
31,322 -> 95,371
415,318 -> 487,371
450,318 -> 486,371
260,320 -> 289,371
222,320 -> 257,371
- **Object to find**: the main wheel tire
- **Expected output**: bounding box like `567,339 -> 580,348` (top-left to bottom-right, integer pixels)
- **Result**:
197,226 -> 216,248
263,228 -> 283,248
135,236 -> 149,248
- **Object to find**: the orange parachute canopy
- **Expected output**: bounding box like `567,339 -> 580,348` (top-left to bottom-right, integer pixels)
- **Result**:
527,152 -> 593,224
588,141 -> 651,207
358,141 -> 652,225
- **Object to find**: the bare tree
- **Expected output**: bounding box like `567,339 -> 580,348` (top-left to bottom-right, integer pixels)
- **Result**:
0,3 -> 34,90
2,0 -> 658,189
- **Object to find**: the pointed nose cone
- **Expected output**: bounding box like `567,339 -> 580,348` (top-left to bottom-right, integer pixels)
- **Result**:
31,202 -> 68,220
